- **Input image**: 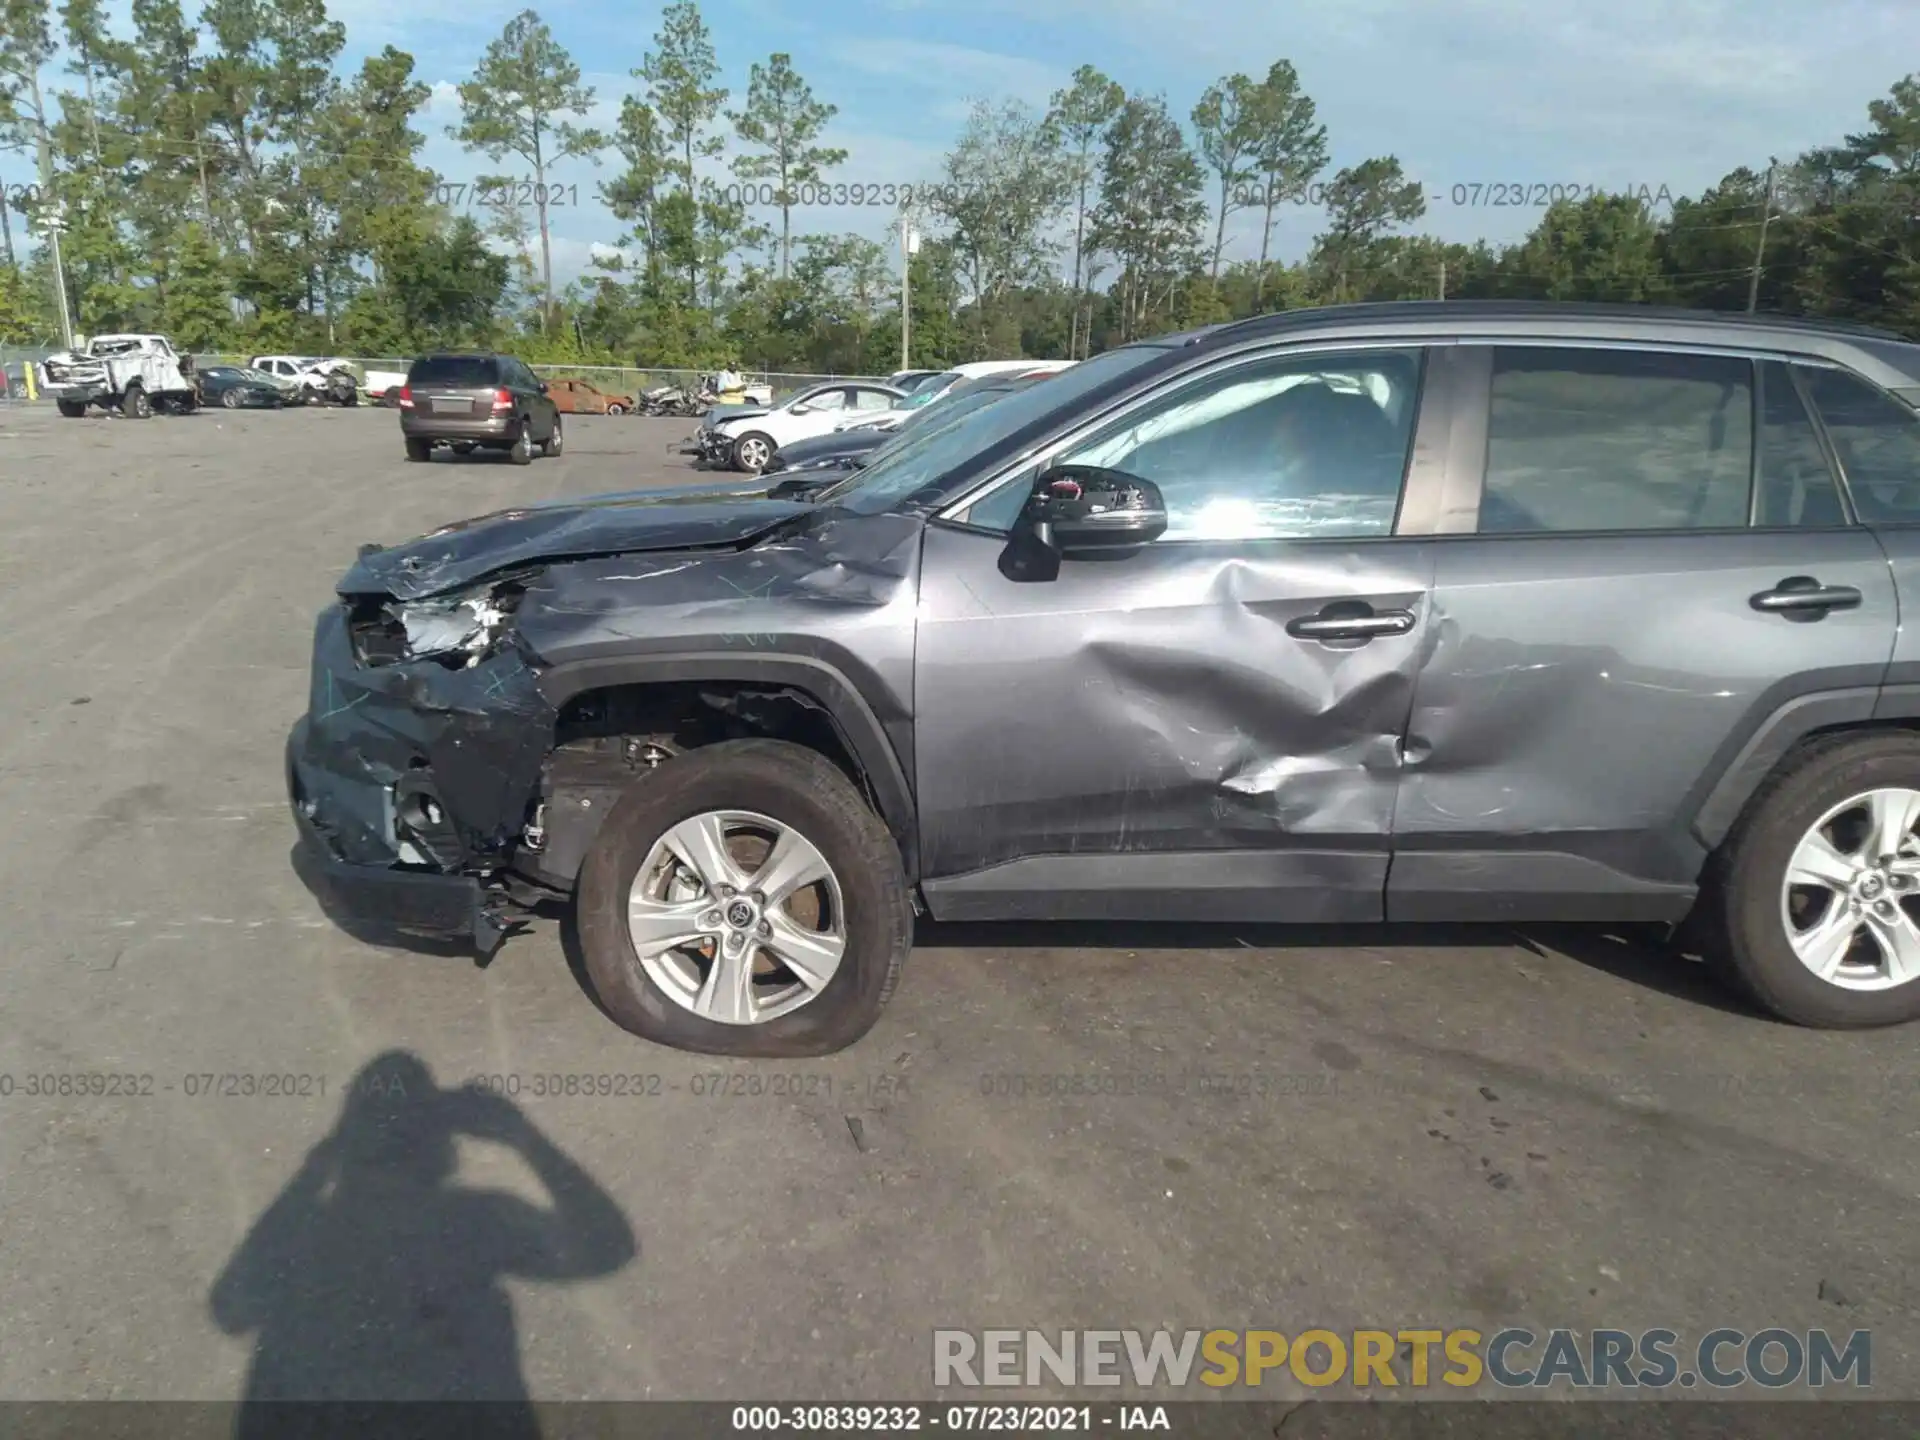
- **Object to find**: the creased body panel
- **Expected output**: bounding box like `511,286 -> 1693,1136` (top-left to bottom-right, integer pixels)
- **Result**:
292,608 -> 557,868
913,524 -> 1436,911
1393,530 -> 1899,917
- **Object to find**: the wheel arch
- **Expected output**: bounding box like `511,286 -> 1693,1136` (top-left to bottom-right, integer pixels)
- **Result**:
538,653 -> 919,882
1689,685 -> 1920,853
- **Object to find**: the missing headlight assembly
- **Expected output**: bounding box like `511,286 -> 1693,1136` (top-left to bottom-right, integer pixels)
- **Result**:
346,577 -> 531,669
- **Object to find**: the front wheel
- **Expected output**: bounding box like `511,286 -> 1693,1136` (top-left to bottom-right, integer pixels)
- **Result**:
221,388 -> 241,409
605,403 -> 626,416
576,740 -> 913,1056
56,399 -> 87,418
731,431 -> 774,473
1714,733 -> 1920,1027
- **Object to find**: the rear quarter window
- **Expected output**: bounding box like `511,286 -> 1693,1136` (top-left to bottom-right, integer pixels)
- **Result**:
1801,367 -> 1920,524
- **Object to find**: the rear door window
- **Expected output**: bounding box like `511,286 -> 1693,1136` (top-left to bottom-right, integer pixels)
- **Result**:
1801,366 -> 1920,524
410,356 -> 499,387
1478,346 -> 1753,533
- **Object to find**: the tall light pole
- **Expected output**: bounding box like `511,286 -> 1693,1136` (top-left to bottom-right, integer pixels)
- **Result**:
26,66 -> 76,349
1747,157 -> 1778,315
899,211 -> 920,371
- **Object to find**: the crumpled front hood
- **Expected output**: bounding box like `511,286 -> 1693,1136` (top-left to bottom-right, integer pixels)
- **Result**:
342,481 -> 816,601
706,402 -> 772,427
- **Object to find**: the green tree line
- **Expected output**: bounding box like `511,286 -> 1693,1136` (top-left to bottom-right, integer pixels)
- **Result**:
3,0 -> 1919,368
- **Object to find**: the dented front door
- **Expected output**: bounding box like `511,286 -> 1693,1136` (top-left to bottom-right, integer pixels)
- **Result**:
913,527 -> 1435,921
912,344 -> 1441,924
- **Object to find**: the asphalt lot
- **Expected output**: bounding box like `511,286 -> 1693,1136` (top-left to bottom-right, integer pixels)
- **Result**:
2,401 -> 1918,1416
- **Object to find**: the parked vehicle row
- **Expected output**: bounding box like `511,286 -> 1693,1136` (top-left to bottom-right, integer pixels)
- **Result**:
761,373 -> 1056,483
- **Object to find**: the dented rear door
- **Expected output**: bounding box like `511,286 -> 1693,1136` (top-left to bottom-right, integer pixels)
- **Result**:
913,344 -> 1442,924
1390,345 -> 1898,922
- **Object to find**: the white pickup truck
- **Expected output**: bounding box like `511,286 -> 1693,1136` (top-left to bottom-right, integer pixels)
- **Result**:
251,355 -> 364,406
43,333 -> 200,417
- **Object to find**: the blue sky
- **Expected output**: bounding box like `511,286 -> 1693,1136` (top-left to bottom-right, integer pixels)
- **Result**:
29,0 -> 1920,283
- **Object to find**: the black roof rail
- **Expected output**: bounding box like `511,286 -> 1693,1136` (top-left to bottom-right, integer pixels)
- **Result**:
1205,300 -> 1912,345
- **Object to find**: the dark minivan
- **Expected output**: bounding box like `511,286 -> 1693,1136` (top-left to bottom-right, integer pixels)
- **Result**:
397,352 -> 562,465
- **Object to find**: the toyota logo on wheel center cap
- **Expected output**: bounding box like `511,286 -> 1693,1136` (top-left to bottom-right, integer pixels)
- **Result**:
726,900 -> 756,928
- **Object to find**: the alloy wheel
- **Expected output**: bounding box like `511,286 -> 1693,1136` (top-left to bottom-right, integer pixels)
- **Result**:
627,809 -> 846,1025
1780,787 -> 1920,991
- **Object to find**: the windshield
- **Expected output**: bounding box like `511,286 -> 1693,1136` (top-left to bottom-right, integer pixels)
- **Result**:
825,346 -> 1169,514
897,373 -> 962,409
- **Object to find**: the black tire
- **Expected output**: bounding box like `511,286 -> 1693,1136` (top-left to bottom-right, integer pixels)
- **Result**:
509,426 -> 533,465
404,437 -> 432,462
221,388 -> 241,409
121,383 -> 151,419
606,403 -> 626,416
542,414 -> 563,457
1713,731 -> 1920,1028
56,399 -> 87,418
731,430 -> 774,473
577,739 -> 913,1057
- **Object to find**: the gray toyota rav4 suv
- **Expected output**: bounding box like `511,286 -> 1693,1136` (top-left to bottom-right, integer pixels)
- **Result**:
289,301 -> 1920,1055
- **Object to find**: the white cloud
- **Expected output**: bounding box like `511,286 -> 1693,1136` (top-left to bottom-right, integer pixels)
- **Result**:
837,38 -> 1070,117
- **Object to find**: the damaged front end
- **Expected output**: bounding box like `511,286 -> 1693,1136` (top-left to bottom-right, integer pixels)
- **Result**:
286,572 -> 559,954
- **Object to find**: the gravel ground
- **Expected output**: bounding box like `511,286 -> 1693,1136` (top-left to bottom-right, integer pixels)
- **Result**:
0,402 -> 1915,1416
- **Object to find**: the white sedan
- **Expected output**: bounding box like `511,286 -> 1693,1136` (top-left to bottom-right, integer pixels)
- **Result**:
710,380 -> 905,472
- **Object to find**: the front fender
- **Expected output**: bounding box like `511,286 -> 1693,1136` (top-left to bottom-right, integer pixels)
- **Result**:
538,651 -> 919,882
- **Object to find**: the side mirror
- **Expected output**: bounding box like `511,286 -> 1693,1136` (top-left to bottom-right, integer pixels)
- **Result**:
1021,465 -> 1168,554
537,381 -> 549,394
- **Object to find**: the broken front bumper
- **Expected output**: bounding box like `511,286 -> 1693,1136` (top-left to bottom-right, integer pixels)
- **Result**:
682,426 -> 730,463
285,605 -> 558,953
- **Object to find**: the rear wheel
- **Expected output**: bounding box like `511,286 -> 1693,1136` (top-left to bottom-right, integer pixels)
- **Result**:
1714,732 -> 1920,1028
404,437 -> 432,462
577,740 -> 913,1056
542,415 -> 563,457
121,383 -> 151,419
509,426 -> 533,465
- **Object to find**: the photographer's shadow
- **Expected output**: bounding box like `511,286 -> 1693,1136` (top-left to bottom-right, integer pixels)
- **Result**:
210,1051 -> 636,1435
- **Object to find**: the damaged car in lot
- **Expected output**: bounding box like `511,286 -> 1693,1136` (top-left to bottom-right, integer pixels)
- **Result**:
44,333 -> 199,416
685,379 -> 905,472
291,300 -> 1920,1056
